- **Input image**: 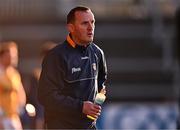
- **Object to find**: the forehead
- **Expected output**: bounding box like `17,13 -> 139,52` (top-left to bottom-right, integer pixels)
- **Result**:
74,10 -> 95,22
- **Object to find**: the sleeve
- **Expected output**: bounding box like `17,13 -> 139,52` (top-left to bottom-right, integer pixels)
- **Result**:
17,75 -> 26,110
98,49 -> 108,92
38,51 -> 83,113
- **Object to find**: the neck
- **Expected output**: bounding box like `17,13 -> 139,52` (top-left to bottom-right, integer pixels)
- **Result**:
0,60 -> 9,69
71,35 -> 89,47
0,62 -> 8,69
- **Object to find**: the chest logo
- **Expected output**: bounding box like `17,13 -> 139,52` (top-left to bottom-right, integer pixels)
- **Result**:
72,67 -> 81,74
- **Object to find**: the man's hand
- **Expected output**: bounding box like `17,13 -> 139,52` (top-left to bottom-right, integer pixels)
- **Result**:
82,101 -> 101,120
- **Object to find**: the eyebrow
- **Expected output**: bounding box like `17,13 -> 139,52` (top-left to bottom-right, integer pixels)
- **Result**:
81,19 -> 95,23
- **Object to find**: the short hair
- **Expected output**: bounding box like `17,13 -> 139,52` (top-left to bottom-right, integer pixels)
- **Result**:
0,41 -> 17,55
67,6 -> 91,24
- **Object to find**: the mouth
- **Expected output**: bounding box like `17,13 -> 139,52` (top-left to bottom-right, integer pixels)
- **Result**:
87,33 -> 93,37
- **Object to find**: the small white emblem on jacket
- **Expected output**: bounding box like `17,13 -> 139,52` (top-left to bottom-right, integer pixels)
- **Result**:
81,56 -> 89,60
72,67 -> 81,74
92,63 -> 96,71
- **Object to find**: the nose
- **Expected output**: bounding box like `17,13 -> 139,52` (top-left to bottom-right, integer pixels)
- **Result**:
88,23 -> 94,31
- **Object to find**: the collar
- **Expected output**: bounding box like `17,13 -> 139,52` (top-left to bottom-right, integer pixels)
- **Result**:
66,34 -> 76,48
66,34 -> 91,49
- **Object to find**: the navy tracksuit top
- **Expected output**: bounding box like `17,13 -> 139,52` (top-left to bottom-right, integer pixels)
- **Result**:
38,35 -> 107,129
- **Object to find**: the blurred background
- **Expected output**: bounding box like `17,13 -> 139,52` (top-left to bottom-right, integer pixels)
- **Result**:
0,0 -> 180,129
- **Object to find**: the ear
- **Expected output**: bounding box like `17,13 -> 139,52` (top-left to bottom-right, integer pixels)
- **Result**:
67,24 -> 74,33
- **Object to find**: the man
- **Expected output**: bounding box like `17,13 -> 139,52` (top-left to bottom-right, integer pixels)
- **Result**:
0,41 -> 26,129
38,6 -> 107,129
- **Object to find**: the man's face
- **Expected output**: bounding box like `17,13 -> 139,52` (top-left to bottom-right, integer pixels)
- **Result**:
69,10 -> 95,45
1,50 -> 11,67
0,46 -> 18,67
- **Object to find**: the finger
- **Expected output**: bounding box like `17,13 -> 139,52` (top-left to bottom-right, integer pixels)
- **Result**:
100,88 -> 106,94
94,104 -> 101,110
93,108 -> 101,115
90,105 -> 100,112
90,110 -> 101,118
94,112 -> 101,117
88,111 -> 98,119
92,107 -> 101,114
91,110 -> 101,116
93,108 -> 101,113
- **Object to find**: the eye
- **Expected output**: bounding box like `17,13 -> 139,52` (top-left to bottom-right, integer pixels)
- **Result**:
82,21 -> 88,25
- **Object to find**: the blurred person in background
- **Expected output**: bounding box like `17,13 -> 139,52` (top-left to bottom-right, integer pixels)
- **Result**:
0,41 -> 26,129
26,41 -> 56,129
38,6 -> 107,129
175,7 -> 180,129
175,9 -> 180,65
